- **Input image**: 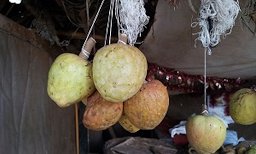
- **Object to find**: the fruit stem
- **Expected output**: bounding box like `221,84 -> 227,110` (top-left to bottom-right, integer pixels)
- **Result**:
79,37 -> 96,60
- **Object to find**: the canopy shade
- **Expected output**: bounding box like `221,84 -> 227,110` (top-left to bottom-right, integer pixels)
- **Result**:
140,0 -> 256,79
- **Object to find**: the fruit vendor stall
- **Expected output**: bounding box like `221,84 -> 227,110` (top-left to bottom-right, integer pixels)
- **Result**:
1,0 -> 256,154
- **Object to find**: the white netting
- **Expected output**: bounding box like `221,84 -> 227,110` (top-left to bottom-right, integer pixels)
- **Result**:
9,0 -> 22,4
192,0 -> 240,54
116,0 -> 149,45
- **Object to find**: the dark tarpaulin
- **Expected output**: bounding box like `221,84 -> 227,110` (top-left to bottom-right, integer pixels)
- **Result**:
104,137 -> 177,154
0,14 -> 76,154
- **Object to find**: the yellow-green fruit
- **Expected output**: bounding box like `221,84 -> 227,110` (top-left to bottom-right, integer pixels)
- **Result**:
92,43 -> 147,102
186,115 -> 227,154
47,53 -> 95,107
230,88 -> 256,125
246,145 -> 256,154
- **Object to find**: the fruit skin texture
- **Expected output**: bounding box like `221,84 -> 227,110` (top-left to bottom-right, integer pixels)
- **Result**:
186,114 -> 227,154
83,91 -> 123,131
230,88 -> 256,125
124,80 -> 169,130
92,43 -> 147,103
246,145 -> 256,154
47,53 -> 95,107
119,114 -> 140,133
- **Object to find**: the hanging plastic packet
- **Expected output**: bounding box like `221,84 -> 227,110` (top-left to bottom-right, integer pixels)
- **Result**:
224,130 -> 245,146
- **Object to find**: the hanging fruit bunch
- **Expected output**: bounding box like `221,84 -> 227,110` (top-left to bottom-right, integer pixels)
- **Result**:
47,0 -> 170,132
47,38 -> 96,107
186,112 -> 227,154
82,0 -> 170,131
82,35 -> 169,132
229,88 -> 256,125
82,34 -> 146,130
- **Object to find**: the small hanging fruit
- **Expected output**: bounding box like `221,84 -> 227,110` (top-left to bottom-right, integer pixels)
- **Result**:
83,91 -> 123,131
92,34 -> 148,103
229,88 -> 256,125
124,80 -> 169,130
186,112 -> 227,154
47,38 -> 96,107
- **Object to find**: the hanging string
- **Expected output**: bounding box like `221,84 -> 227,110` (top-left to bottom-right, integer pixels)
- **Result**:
115,0 -> 121,37
203,49 -> 208,113
108,0 -> 115,45
84,0 -> 106,43
104,0 -> 115,46
188,0 -> 197,14
85,0 -> 90,27
104,1 -> 111,46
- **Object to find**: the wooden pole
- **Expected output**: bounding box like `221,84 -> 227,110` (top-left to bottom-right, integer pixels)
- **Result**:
75,104 -> 79,154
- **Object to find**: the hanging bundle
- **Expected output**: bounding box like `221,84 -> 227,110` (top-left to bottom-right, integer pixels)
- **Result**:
192,0 -> 240,54
116,0 -> 149,45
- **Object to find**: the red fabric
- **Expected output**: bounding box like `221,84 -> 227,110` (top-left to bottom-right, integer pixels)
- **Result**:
173,135 -> 188,145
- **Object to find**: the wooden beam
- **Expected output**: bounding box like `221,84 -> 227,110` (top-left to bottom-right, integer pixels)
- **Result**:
57,31 -> 118,42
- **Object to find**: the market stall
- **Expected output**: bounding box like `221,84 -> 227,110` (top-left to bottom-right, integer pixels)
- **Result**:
1,0 -> 256,154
